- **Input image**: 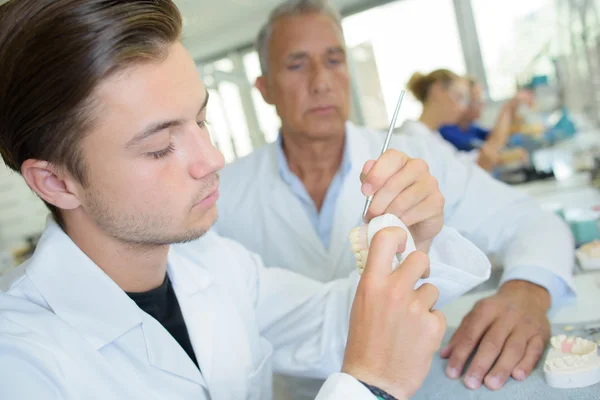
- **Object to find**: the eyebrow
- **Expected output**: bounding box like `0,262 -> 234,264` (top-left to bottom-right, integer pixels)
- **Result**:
125,90 -> 210,149
327,47 -> 346,56
286,47 -> 346,62
286,51 -> 308,62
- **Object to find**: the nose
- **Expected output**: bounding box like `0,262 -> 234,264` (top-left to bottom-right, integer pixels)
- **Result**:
310,63 -> 332,95
187,124 -> 225,180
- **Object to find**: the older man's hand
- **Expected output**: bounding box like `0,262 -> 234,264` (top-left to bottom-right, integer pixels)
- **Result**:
360,149 -> 444,253
440,280 -> 551,391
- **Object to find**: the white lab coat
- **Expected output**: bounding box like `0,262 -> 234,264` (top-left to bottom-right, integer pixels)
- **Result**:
0,220 -> 386,400
215,121 -> 575,399
396,119 -> 574,289
217,121 -> 574,291
400,120 -> 480,163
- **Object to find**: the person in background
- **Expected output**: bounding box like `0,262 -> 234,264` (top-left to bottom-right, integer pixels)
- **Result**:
215,0 -> 576,397
441,76 -> 534,169
0,0 -> 456,399
404,70 -> 528,171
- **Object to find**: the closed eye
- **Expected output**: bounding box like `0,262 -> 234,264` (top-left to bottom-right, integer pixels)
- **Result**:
147,143 -> 175,159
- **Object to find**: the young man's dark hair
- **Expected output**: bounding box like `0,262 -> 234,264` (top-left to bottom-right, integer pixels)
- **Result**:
0,0 -> 182,227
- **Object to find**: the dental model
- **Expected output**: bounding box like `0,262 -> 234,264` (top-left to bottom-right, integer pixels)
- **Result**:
576,241 -> 600,271
580,241 -> 600,258
349,214 -> 416,275
543,335 -> 600,388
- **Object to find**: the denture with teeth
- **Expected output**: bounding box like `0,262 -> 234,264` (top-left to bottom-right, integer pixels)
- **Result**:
348,213 -> 416,275
543,334 -> 600,388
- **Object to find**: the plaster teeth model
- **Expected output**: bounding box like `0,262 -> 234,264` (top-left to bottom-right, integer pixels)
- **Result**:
580,240 -> 600,258
348,214 -> 416,275
543,335 -> 600,388
576,240 -> 600,270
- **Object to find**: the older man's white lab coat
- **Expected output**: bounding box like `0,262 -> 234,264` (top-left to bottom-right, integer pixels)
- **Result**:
216,122 -> 574,292
0,217 -> 489,400
215,121 -> 574,399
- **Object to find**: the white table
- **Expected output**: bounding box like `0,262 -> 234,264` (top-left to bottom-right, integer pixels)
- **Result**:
441,271 -> 600,327
512,172 -> 600,211
414,272 -> 600,400
420,160 -> 600,397
513,172 -> 591,197
416,272 -> 600,399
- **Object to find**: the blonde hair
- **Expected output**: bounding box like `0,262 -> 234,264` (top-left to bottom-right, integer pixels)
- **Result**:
407,69 -> 460,103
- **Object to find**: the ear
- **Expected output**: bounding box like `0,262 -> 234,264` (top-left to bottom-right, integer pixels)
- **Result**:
255,76 -> 274,105
21,160 -> 83,211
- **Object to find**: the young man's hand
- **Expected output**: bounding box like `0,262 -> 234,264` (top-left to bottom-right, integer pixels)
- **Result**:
343,227 -> 446,399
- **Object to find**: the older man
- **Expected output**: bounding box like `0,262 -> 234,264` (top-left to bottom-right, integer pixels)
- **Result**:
215,0 -> 575,397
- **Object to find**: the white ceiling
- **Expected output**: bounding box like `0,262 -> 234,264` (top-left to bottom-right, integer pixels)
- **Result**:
175,0 -> 389,61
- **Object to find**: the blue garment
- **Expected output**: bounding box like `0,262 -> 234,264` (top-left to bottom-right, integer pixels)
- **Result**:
439,124 -> 490,152
275,131 -> 569,304
275,134 -> 352,249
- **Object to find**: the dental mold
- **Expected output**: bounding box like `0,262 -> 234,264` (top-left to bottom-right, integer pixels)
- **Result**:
348,214 -> 416,275
544,335 -> 600,389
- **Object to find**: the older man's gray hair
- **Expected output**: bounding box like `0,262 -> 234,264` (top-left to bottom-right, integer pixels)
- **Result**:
256,0 -> 343,76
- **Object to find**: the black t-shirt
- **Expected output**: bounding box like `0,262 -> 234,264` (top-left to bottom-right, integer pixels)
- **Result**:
127,275 -> 199,369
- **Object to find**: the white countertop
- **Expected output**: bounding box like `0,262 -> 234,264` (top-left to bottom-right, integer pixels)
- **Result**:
512,172 -> 592,197
512,172 -> 600,211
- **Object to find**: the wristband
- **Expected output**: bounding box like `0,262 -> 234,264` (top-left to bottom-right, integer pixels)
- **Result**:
358,380 -> 397,400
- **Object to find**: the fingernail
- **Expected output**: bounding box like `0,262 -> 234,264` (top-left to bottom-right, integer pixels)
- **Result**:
362,183 -> 373,196
513,369 -> 526,381
363,160 -> 375,174
464,376 -> 481,390
485,375 -> 501,390
446,366 -> 459,379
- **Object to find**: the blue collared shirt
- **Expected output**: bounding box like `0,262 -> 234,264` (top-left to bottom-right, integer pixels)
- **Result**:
274,134 -> 352,249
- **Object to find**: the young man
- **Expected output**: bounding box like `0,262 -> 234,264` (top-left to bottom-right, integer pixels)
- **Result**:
0,1 -> 490,399
215,0 -> 575,396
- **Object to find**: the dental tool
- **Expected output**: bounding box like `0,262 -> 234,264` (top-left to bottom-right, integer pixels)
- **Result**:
361,90 -> 405,222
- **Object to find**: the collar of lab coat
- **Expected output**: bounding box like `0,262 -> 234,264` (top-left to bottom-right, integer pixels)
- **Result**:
400,119 -> 463,156
400,119 -> 452,144
274,130 -> 353,187
400,119 -> 437,136
265,122 -> 369,188
25,218 -> 213,351
262,122 -> 374,276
